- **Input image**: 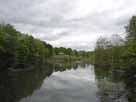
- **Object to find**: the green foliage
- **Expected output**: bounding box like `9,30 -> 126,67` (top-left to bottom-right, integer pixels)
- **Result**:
126,16 -> 136,41
46,44 -> 53,57
123,16 -> 136,70
66,48 -> 72,55
52,46 -> 88,59
95,37 -> 112,67
0,23 -> 89,70
93,16 -> 136,102
0,24 -> 53,70
0,24 -> 21,69
94,35 -> 125,68
123,39 -> 136,66
94,15 -> 136,71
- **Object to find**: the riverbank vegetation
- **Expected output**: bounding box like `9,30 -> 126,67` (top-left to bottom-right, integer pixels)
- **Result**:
94,16 -> 136,101
94,16 -> 136,71
0,23 -> 90,71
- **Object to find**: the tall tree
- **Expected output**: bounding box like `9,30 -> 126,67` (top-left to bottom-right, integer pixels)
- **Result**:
95,37 -> 112,67
126,16 -> 136,41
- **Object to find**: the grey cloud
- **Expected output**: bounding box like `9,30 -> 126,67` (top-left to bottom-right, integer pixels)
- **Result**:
37,30 -> 71,41
0,0 -> 136,50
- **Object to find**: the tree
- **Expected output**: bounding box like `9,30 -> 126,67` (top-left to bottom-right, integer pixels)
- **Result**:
123,40 -> 136,66
66,48 -> 72,55
126,16 -> 136,41
46,44 -> 53,57
109,34 -> 125,67
0,24 -> 20,69
95,37 -> 112,67
0,24 -> 51,69
54,47 -> 59,55
123,16 -> 136,67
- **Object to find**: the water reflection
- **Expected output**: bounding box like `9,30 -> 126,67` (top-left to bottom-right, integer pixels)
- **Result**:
0,63 -> 53,102
124,66 -> 136,102
0,63 -> 135,102
0,63 -> 95,102
19,64 -> 99,102
94,66 -> 136,102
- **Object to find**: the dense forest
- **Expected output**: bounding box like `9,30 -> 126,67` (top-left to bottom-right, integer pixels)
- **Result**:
0,24 -> 90,71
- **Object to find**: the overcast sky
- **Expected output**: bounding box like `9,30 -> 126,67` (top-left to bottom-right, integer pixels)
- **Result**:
0,0 -> 136,51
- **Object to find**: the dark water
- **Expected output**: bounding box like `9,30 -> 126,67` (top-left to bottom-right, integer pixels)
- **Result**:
0,63 -> 135,102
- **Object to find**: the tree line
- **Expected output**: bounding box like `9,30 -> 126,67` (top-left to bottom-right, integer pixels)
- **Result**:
94,16 -> 136,70
0,23 -> 89,70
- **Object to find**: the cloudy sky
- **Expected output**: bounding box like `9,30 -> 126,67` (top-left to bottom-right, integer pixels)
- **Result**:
0,0 -> 136,51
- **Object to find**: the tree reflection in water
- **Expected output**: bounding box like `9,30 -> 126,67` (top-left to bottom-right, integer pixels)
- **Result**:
0,62 -> 85,102
0,63 -> 53,102
1,63 -> 135,102
94,66 -> 136,102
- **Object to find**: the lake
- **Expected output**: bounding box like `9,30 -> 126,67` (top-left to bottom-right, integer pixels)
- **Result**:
0,63 -> 135,102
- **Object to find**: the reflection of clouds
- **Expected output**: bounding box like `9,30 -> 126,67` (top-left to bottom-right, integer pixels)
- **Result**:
42,65 -> 96,90
20,65 -> 99,102
53,66 -> 95,81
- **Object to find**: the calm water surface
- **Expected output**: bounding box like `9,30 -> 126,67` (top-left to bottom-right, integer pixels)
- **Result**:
0,63 -> 135,102
19,64 -> 99,102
